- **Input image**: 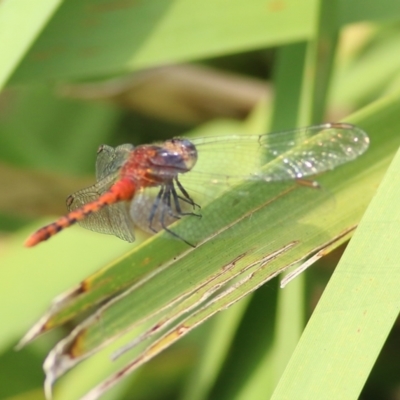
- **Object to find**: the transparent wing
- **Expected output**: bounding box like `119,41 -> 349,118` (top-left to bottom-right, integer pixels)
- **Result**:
66,123 -> 369,243
184,123 -> 369,187
96,144 -> 135,181
128,123 -> 369,239
66,174 -> 135,242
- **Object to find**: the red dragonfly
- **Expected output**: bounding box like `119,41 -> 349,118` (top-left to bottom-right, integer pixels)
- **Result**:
25,123 -> 369,247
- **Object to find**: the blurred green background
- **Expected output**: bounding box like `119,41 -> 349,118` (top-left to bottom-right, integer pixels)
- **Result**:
1,1 -> 400,399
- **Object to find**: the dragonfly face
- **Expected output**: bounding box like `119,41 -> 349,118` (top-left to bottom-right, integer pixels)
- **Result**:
146,139 -> 198,180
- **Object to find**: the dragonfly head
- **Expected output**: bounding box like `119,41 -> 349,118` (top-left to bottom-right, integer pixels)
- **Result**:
157,138 -> 198,173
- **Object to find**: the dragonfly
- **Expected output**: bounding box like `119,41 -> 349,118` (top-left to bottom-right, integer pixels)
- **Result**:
25,122 -> 370,247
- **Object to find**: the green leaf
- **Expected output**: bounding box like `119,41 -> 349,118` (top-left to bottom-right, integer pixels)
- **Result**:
0,0 -> 62,89
271,91 -> 400,399
339,0 -> 400,24
0,225 -> 133,354
4,2 -> 400,400
9,0 -> 318,83
7,0 -> 400,86
18,89 -> 399,398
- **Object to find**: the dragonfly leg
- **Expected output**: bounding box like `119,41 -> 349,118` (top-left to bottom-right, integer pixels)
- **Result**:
148,184 -> 184,233
175,177 -> 201,210
164,183 -> 181,220
147,182 -> 198,247
170,182 -> 201,218
146,182 -> 195,247
159,197 -> 196,247
148,185 -> 165,234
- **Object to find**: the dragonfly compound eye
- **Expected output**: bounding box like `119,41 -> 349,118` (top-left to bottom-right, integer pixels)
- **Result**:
156,139 -> 198,172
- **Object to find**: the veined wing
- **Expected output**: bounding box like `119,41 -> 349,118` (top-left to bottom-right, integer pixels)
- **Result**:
66,173 -> 135,242
184,123 -> 369,187
67,123 -> 368,243
96,144 -> 135,181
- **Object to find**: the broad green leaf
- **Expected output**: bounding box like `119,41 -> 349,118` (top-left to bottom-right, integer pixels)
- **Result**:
20,121 -> 368,344
339,0 -> 400,24
224,41 -> 309,400
9,0 -> 318,83
0,225 -> 133,354
216,8 -> 343,397
66,90 -> 400,398
18,118 -> 270,342
0,0 -> 62,89
16,88 -> 397,398
2,2 -> 400,400
184,41 -> 309,400
179,298 -> 251,400
227,4 -> 342,398
7,0 -> 400,85
271,92 -> 400,399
